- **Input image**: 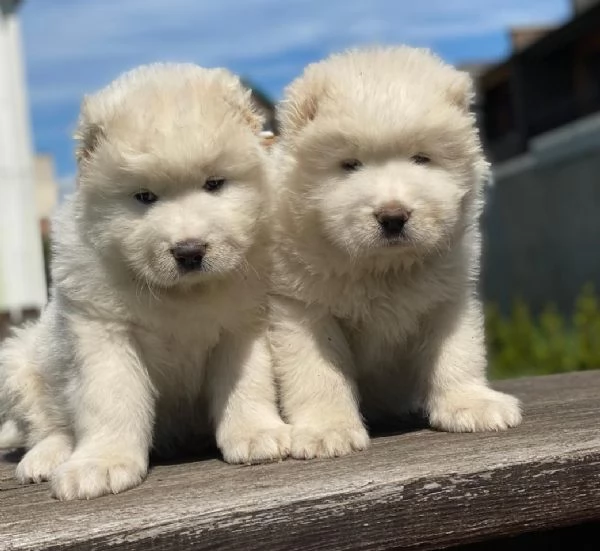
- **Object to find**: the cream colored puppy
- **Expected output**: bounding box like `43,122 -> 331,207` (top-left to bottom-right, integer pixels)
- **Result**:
0,63 -> 289,499
269,47 -> 522,459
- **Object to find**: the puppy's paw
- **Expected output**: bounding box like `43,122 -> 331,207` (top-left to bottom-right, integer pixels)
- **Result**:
429,387 -> 522,432
16,434 -> 73,484
291,423 -> 370,459
50,454 -> 147,500
219,423 -> 291,465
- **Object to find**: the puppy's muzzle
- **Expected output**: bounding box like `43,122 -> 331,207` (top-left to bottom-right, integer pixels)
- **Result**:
170,239 -> 207,272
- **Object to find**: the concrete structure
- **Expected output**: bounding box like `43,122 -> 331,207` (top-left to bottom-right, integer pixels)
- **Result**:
509,26 -> 556,52
482,113 -> 600,314
573,0 -> 600,14
476,0 -> 600,314
0,0 -> 47,318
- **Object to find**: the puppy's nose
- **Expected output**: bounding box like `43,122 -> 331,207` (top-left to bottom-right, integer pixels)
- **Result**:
374,205 -> 411,237
170,240 -> 207,272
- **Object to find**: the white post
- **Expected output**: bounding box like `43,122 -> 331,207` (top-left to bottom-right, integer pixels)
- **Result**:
0,0 -> 47,319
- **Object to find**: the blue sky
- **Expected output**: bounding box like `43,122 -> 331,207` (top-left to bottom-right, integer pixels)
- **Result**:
19,0 -> 571,195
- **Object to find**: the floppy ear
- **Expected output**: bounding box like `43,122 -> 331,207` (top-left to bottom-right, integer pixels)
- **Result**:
277,67 -> 326,137
74,97 -> 105,163
446,70 -> 475,112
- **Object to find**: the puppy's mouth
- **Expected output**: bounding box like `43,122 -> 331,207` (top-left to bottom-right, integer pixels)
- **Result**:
381,232 -> 408,247
372,227 -> 428,259
172,256 -> 215,284
377,226 -> 412,249
139,257 -> 210,290
139,263 -> 209,293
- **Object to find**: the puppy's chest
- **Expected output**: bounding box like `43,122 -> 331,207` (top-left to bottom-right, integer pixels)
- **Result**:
341,304 -> 420,367
132,302 -> 226,381
328,280 -> 424,334
134,306 -> 220,452
336,287 -> 433,371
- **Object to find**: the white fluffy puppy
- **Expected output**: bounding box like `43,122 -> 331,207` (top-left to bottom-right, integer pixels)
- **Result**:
269,47 -> 522,459
0,63 -> 289,499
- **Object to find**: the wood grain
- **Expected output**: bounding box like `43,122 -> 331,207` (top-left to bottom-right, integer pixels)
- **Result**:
1,371 -> 599,551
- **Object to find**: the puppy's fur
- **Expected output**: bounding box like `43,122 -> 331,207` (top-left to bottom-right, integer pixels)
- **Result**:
269,47 -> 522,459
0,63 -> 289,499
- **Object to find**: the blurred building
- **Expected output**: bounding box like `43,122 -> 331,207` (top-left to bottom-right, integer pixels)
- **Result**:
474,0 -> 600,313
0,0 -> 48,337
34,154 -> 59,238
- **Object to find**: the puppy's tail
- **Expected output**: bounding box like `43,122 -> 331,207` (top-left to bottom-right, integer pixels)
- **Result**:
0,325 -> 36,449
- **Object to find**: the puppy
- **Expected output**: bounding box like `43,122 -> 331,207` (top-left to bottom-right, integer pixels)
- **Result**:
0,63 -> 289,499
269,47 -> 522,459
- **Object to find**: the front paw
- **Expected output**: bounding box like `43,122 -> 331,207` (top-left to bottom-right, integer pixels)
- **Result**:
16,434 -> 73,484
219,423 -> 291,465
429,386 -> 522,432
50,453 -> 147,500
291,423 -> 370,459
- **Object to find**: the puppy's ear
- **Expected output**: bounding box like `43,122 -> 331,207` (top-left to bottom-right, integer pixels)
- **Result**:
237,88 -> 265,133
446,71 -> 475,112
74,97 -> 105,163
218,73 -> 265,133
74,122 -> 104,163
278,67 -> 326,137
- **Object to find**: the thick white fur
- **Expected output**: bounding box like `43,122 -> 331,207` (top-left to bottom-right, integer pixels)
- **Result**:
0,63 -> 289,499
269,47 -> 522,459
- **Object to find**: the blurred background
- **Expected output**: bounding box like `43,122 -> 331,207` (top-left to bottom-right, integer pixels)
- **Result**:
1,0 -> 599,378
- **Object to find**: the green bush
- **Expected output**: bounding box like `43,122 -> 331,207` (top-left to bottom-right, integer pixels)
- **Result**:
485,284 -> 600,379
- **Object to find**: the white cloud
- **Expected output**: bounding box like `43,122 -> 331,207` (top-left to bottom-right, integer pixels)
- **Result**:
21,0 -> 570,107
20,0 -> 571,184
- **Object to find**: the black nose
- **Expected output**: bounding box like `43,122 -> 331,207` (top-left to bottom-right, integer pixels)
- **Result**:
170,240 -> 207,272
375,206 -> 411,237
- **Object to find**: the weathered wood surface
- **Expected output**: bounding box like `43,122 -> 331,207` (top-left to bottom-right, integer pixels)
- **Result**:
1,371 -> 599,551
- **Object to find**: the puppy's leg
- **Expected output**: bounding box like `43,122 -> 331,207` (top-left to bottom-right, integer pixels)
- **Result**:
51,319 -> 154,500
270,296 -> 369,459
208,326 -> 291,464
423,298 -> 522,432
16,383 -> 72,484
1,327 -> 72,482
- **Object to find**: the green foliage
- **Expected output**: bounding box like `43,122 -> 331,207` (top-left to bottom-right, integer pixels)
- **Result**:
486,284 -> 600,379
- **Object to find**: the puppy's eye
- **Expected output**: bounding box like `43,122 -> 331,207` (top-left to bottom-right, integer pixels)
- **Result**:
340,159 -> 363,172
411,154 -> 431,165
204,177 -> 226,192
134,190 -> 158,205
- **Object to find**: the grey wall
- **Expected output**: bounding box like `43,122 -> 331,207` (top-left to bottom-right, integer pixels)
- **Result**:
481,115 -> 600,314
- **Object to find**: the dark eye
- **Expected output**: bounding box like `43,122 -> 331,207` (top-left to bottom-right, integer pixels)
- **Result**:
134,190 -> 158,205
204,177 -> 226,192
340,159 -> 363,172
411,154 -> 431,165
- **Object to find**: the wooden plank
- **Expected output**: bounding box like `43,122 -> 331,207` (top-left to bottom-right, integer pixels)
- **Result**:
1,371 -> 599,551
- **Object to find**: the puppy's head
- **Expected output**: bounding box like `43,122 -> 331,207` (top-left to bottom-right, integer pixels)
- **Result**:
74,63 -> 266,289
278,47 -> 488,265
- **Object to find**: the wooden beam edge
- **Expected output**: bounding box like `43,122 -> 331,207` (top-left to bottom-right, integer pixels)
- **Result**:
21,450 -> 600,551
